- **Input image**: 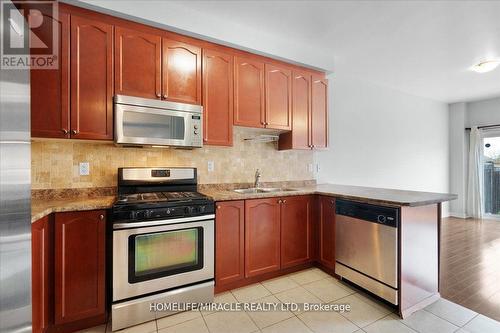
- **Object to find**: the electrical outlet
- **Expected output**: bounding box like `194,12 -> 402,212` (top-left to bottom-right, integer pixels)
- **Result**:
79,162 -> 90,176
308,164 -> 313,172
315,163 -> 321,173
207,161 -> 214,172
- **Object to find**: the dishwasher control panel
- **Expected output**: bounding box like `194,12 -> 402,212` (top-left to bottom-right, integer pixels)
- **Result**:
335,199 -> 399,228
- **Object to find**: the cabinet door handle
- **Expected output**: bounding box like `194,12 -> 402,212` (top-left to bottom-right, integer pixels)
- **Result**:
71,129 -> 78,135
216,205 -> 221,210
61,129 -> 68,135
99,214 -> 104,220
156,93 -> 161,99
278,199 -> 282,204
282,199 -> 287,204
162,94 -> 168,99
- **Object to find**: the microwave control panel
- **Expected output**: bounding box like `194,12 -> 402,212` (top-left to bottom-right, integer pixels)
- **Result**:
191,115 -> 202,147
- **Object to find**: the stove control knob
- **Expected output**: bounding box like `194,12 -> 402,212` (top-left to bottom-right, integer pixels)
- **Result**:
198,206 -> 206,213
166,209 -> 171,215
377,215 -> 386,223
185,206 -> 195,215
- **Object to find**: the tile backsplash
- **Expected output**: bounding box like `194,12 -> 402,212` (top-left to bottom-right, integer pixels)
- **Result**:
32,127 -> 314,189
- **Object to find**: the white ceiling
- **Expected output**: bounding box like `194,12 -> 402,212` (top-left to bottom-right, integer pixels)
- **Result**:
80,0 -> 500,103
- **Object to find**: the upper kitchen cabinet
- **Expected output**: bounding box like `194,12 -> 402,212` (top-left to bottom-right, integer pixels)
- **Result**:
30,11 -> 70,138
70,16 -> 113,140
265,64 -> 292,130
203,49 -> 233,146
162,39 -> 202,104
278,71 -> 311,150
234,56 -> 265,128
115,27 -> 162,99
311,75 -> 328,148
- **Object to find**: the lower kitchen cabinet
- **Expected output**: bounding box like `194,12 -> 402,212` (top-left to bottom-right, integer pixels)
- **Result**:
245,198 -> 281,277
32,215 -> 54,333
318,196 -> 336,269
281,196 -> 312,268
54,210 -> 107,325
215,201 -> 245,286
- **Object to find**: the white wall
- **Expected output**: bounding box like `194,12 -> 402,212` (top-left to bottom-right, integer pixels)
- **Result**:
315,74 -> 450,215
449,96 -> 500,217
448,103 -> 468,217
465,97 -> 500,128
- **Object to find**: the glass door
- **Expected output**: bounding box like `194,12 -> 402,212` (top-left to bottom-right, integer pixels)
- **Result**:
128,227 -> 204,283
483,134 -> 500,218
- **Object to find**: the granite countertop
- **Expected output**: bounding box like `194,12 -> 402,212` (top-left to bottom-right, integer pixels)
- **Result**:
31,183 -> 457,223
31,196 -> 116,223
199,183 -> 458,207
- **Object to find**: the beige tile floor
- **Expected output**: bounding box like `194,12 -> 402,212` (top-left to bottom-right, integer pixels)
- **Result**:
78,268 -> 500,333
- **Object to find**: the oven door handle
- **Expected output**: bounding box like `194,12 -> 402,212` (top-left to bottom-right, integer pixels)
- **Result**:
113,214 -> 215,230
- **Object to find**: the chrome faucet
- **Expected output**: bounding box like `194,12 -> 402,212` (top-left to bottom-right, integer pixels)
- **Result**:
254,169 -> 261,188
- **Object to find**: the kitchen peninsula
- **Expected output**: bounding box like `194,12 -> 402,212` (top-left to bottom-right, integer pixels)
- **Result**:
31,181 -> 456,326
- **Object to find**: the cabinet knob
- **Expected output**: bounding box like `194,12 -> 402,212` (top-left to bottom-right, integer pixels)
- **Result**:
162,94 -> 168,99
99,214 -> 104,220
282,199 -> 287,204
265,122 -> 269,125
156,93 -> 161,99
61,129 -> 68,135
216,205 -> 221,210
278,199 -> 282,204
71,129 -> 78,135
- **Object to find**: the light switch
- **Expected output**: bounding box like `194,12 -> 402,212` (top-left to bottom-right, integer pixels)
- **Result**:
208,161 -> 214,172
79,162 -> 90,176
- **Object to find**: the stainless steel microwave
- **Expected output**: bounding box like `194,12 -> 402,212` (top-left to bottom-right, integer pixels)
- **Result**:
114,95 -> 203,148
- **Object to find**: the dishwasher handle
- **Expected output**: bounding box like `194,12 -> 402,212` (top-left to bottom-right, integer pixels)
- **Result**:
335,199 -> 399,228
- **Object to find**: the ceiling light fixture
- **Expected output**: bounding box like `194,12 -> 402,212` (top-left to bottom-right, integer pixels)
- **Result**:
470,60 -> 500,73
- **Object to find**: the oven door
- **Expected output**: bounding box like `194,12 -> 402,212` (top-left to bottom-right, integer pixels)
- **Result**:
115,103 -> 201,148
113,215 -> 214,302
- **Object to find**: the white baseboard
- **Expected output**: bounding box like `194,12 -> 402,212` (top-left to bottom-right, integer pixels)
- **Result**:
448,212 -> 468,219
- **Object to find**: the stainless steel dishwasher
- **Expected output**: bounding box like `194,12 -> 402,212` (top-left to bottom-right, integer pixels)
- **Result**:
335,199 -> 399,304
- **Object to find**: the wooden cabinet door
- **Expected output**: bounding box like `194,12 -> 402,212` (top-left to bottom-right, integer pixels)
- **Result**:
245,198 -> 281,277
70,16 -> 113,140
278,71 -> 311,150
234,57 -> 265,128
55,210 -> 106,324
281,196 -> 312,268
32,216 -> 53,333
319,196 -> 335,269
115,27 -> 161,99
162,39 -> 202,104
30,11 -> 70,138
311,75 -> 328,148
265,64 -> 292,130
203,49 -> 234,146
215,201 -> 245,287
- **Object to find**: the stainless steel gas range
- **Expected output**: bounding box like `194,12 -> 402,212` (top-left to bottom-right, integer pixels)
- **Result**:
110,167 -> 214,331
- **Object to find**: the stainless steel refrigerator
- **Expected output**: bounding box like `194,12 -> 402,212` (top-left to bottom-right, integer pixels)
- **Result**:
0,1 -> 32,332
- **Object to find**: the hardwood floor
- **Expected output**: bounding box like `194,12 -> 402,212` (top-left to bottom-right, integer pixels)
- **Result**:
440,216 -> 500,321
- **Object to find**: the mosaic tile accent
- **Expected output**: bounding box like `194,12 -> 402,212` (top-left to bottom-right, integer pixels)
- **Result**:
32,127 -> 315,190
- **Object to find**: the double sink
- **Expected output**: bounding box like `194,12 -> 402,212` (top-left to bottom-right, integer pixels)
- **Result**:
233,187 -> 299,194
